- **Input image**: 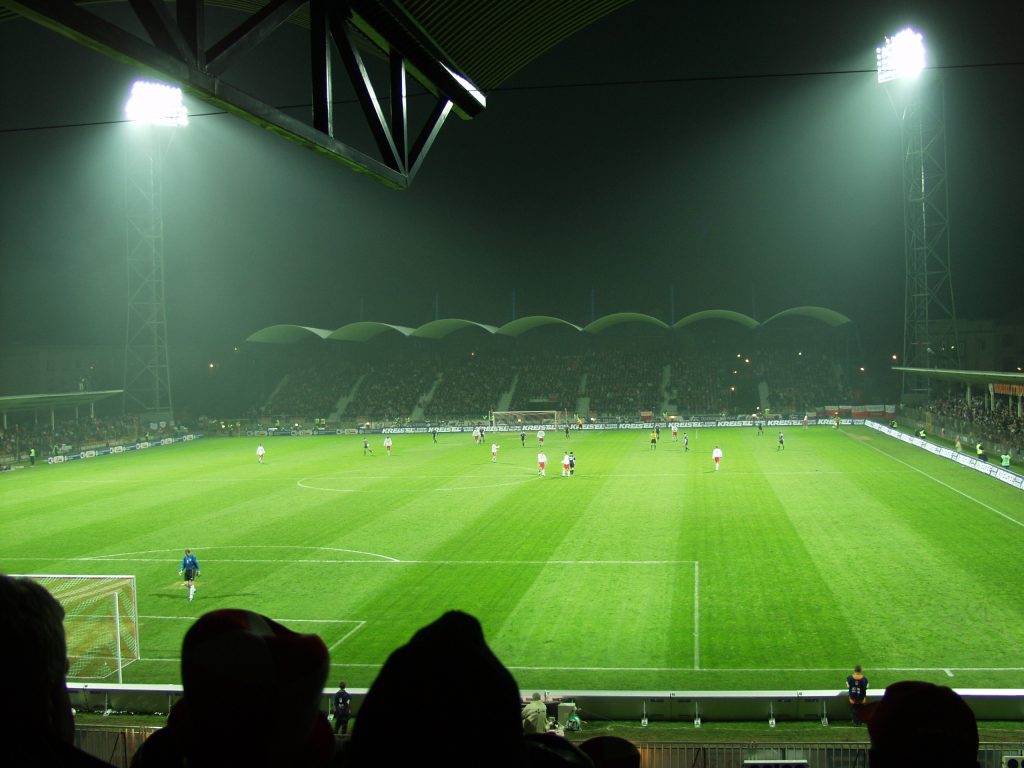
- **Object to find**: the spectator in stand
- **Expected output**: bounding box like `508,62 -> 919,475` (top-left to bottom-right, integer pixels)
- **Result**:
579,735 -> 641,768
350,611 -> 523,766
131,609 -> 341,768
522,692 -> 548,734
0,573 -> 113,766
859,681 -> 978,768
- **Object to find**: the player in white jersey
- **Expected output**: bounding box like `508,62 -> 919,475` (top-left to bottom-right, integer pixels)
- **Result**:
712,445 -> 723,471
537,451 -> 547,477
256,443 -> 266,464
491,443 -> 499,462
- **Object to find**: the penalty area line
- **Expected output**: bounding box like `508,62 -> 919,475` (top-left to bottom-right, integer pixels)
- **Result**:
328,621 -> 366,652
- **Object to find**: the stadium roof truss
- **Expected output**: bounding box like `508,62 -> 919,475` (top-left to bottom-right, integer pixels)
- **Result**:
893,367 -> 1024,388
0,389 -> 123,429
0,0 -> 636,188
246,307 -> 854,343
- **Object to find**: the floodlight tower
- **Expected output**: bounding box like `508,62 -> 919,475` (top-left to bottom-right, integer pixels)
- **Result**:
877,29 -> 961,401
122,81 -> 187,424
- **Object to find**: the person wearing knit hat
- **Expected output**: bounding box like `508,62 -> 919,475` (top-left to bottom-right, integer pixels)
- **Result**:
131,609 -> 339,768
858,680 -> 979,768
350,610 -> 526,767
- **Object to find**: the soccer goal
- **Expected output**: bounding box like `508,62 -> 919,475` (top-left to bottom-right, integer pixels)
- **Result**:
490,410 -> 561,429
15,574 -> 140,682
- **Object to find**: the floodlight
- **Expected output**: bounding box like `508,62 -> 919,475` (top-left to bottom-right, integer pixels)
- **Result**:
125,80 -> 189,126
876,28 -> 925,83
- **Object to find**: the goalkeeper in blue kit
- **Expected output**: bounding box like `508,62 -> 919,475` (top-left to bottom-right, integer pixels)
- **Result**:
179,549 -> 200,602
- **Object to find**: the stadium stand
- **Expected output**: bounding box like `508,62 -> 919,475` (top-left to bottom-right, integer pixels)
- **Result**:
249,331 -> 861,426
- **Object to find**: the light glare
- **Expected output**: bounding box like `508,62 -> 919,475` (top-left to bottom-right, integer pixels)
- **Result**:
126,80 -> 189,126
876,28 -> 925,83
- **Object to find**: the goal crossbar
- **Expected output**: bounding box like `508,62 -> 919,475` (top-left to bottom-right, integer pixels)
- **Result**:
490,410 -> 562,428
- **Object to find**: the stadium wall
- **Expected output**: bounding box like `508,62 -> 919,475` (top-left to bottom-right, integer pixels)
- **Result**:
245,417 -> 877,437
65,682 -> 1024,724
43,434 -> 204,465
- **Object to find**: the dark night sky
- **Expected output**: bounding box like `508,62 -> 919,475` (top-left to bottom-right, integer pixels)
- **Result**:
1,0 -> 1022,380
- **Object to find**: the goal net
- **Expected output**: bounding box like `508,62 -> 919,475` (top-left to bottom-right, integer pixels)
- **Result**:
491,410 -> 561,429
15,574 -> 140,682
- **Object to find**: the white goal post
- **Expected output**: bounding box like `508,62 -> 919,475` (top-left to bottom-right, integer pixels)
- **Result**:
490,410 -> 562,429
14,574 -> 140,683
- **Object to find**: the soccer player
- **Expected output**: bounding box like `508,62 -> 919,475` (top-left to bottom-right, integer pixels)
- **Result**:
568,451 -> 576,476
363,438 -> 373,456
834,412 -> 841,430
671,422 -> 678,441
561,452 -> 570,477
472,426 -> 481,444
256,443 -> 266,464
179,548 -> 200,602
537,428 -> 545,446
757,419 -> 764,436
537,451 -> 547,477
777,432 -> 785,451
712,445 -> 723,471
491,443 -> 499,463
683,432 -> 689,452
802,415 -> 809,430
650,430 -> 657,450
432,428 -> 438,445
520,428 -> 526,447
655,425 -> 661,442
847,664 -> 868,724
564,423 -> 570,439
384,436 -> 393,456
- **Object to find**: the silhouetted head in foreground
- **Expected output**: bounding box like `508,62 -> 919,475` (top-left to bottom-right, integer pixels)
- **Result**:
351,610 -> 526,767
133,609 -> 334,768
860,680 -> 979,768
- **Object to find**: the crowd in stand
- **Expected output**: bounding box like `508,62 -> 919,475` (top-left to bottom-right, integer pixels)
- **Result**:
583,350 -> 664,419
921,393 -> 1024,458
669,349 -> 732,414
342,358 -> 436,424
507,352 -> 583,413
758,348 -> 852,414
266,360 -> 360,423
0,415 -> 141,462
424,355 -> 516,422
254,340 -> 857,424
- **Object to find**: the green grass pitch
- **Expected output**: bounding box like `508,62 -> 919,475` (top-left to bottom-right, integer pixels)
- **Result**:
3,426 -> 1023,693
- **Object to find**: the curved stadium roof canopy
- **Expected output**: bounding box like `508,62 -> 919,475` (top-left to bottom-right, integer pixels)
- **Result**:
246,306 -> 853,344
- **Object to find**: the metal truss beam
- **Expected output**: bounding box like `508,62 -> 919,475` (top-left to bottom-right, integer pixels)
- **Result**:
0,0 -> 486,188
897,75 -> 961,400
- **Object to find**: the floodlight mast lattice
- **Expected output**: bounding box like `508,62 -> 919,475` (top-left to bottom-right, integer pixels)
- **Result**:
122,81 -> 186,424
877,29 -> 961,402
